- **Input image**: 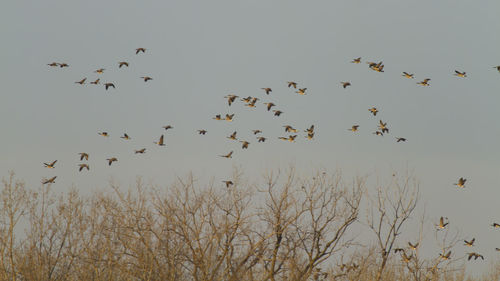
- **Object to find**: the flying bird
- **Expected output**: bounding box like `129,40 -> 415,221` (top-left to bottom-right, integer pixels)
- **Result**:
467,253 -> 484,261
59,63 -> 69,68
273,110 -> 283,116
283,125 -> 297,133
240,141 -> 250,149
79,153 -> 89,161
402,72 -> 414,79
464,238 -> 475,247
75,78 -> 86,85
454,177 -> 466,188
136,48 -> 146,54
198,130 -> 207,135
373,131 -> 384,136
220,151 -> 233,158
439,251 -> 451,260
351,57 -> 361,64
454,70 -> 467,78
44,160 -> 57,169
493,223 -> 500,228
163,125 -> 173,131
225,114 -> 234,121
104,83 -> 115,90
135,148 -> 146,154
227,131 -> 238,140
378,120 -> 389,133
306,132 -> 315,140
213,114 -> 222,120
264,102 -> 275,111
257,137 -> 266,142
252,130 -> 262,135
223,180 -> 234,188
141,76 -> 153,82
348,125 -> 359,132
90,78 -> 100,85
106,157 -> 118,166
224,94 -> 239,106
155,135 -> 165,146
341,82 -> 351,88
98,132 -> 109,137
437,217 -> 449,229
396,137 -> 407,142
48,62 -> 59,67
305,125 -> 315,134
369,107 -> 378,116
417,79 -> 431,86
287,81 -> 297,88
42,176 -> 57,185
408,242 -> 419,250
120,133 -> 131,140
78,164 -> 89,172
261,88 -> 272,95
296,88 -> 307,95
94,68 -> 105,74
118,61 -> 129,68
493,66 -> 500,72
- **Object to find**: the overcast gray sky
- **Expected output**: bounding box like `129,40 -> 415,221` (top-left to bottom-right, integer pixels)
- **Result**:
1,0 -> 500,274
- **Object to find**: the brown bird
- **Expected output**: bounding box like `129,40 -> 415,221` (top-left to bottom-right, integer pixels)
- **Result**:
341,82 -> 351,88
44,160 -> 57,168
464,238 -> 475,247
440,251 -> 452,260
417,79 -> 431,86
90,78 -> 100,85
285,135 -> 297,142
104,83 -> 115,90
467,252 -> 484,261
283,125 -> 297,133
396,137 -> 407,142
225,114 -> 234,121
378,120 -> 389,133
437,217 -> 449,229
402,252 -> 413,263
252,130 -> 262,135
240,141 -> 250,149
369,107 -> 378,116
227,131 -> 238,140
264,102 -> 275,111
305,132 -> 315,140
120,133 -> 131,140
402,72 -> 414,79
75,78 -> 86,85
78,164 -> 89,172
305,125 -> 315,134
135,148 -> 146,154
493,223 -> 500,228
79,153 -> 89,161
373,131 -> 383,136
257,137 -> 266,142
98,132 -> 109,137
155,135 -> 165,146
241,96 -> 253,103
296,88 -> 307,95
261,88 -> 272,95
106,157 -> 118,166
213,114 -> 222,120
408,242 -> 419,250
42,176 -> 57,185
223,180 -> 234,188
287,81 -> 297,88
141,76 -> 153,82
225,94 -> 239,106
454,70 -> 467,78
47,62 -> 59,67
59,63 -> 69,68
118,61 -> 129,68
136,48 -> 146,54
163,125 -> 173,131
94,68 -> 105,74
348,125 -> 359,132
454,177 -> 466,188
198,130 -> 207,135
351,57 -> 361,64
220,151 -> 233,158
394,248 -> 405,254
273,110 -> 283,116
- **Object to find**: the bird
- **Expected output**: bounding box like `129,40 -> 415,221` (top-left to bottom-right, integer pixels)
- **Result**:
257,137 -> 266,142
287,135 -> 298,142
283,125 -> 297,133
155,135 -> 165,146
225,114 -> 234,121
135,148 -> 146,154
120,133 -> 131,140
252,130 -> 262,135
464,238 -> 475,247
351,57 -> 361,64
306,132 -> 315,140
104,83 -> 115,90
369,107 -> 378,116
98,132 -> 109,137
396,137 -> 407,142
135,48 -> 146,54
467,253 -> 484,261
305,125 -> 315,134
90,78 -> 100,85
264,102 -> 275,111
44,160 -> 57,168
42,176 -> 57,185
220,151 -> 233,158
141,76 -> 153,82
198,130 -> 207,135
163,125 -> 173,131
227,131 -> 238,140
261,88 -> 272,95
454,70 -> 467,78
402,252 -> 413,263
437,217 -> 449,229
373,131 -> 384,136
94,68 -> 105,74
402,72 -> 414,79
48,62 -> 59,67
417,79 -> 431,86
408,242 -> 419,250
118,61 -> 129,68
493,66 -> 500,72
378,120 -> 389,133
79,153 -> 89,161
222,180 -> 233,188
241,96 -> 253,103
75,78 -> 86,85
454,177 -> 466,188
348,125 -> 359,132
106,157 -> 118,166
213,114 -> 222,120
240,141 -> 250,149
394,248 -> 405,254
440,251 -> 452,260
224,94 -> 239,106
296,88 -> 307,95
59,63 -> 69,68
341,82 -> 351,88
78,164 -> 89,172
493,223 -> 500,228
287,81 -> 297,88
245,101 -> 257,108
273,110 -> 283,116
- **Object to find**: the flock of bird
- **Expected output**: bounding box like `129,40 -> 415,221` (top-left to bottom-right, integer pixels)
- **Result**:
43,49 -> 500,264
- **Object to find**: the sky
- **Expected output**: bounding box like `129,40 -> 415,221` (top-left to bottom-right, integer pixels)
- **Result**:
1,0 -> 500,275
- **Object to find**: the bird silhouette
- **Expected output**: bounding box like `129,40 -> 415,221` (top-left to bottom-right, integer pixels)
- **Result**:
42,176 -> 57,185
106,158 -> 118,166
155,135 -> 165,146
264,102 -> 275,111
75,78 -> 86,85
240,141 -> 250,149
296,88 -> 307,95
79,153 -> 89,161
348,125 -> 359,132
90,78 -> 100,85
136,48 -> 146,54
135,148 -> 146,154
118,61 -> 129,68
223,180 -> 234,188
417,79 -> 431,86
141,76 -> 153,82
439,251 -> 451,260
78,164 -> 89,172
220,151 -> 233,158
261,88 -> 272,95
464,238 -> 475,247
94,68 -> 105,74
98,132 -> 109,137
163,125 -> 173,131
402,72 -> 414,79
227,131 -> 238,140
467,252 -> 484,261
341,82 -> 351,88
454,177 -> 466,188
369,107 -> 378,116
287,81 -> 297,88
44,160 -> 57,168
257,137 -> 266,142
396,137 -> 407,142
225,94 -> 239,106
273,110 -> 283,116
104,83 -> 115,90
120,133 -> 131,140
351,57 -> 361,64
198,130 -> 207,135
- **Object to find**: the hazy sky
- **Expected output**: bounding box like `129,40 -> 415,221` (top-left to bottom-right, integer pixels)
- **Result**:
1,0 -> 500,274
